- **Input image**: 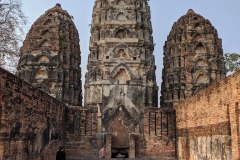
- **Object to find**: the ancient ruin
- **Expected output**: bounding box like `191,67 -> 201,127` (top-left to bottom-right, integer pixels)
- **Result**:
0,67 -> 66,159
176,71 -> 240,160
17,4 -> 82,106
161,9 -> 226,108
0,1 -> 239,160
83,0 -> 172,158
85,0 -> 158,114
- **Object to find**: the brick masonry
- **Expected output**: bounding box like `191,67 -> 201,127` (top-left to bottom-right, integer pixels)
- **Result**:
1,1 -> 239,159
65,106 -> 99,159
0,66 -> 177,159
176,71 -> 240,160
143,108 -> 176,159
0,67 -> 66,159
0,67 -> 101,160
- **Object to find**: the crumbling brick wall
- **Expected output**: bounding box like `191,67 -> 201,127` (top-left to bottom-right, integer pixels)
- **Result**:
142,108 -> 176,159
65,106 -> 99,159
176,71 -> 240,160
0,67 -> 101,160
0,67 -> 66,160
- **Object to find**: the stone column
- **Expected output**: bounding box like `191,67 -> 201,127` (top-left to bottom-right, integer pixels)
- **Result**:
106,133 -> 112,158
97,104 -> 102,133
129,133 -> 136,158
148,87 -> 153,106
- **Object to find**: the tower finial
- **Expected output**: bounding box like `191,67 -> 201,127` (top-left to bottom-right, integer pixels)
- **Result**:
56,3 -> 61,8
187,9 -> 195,14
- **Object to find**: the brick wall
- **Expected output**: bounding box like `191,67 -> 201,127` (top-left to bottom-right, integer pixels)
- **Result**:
176,71 -> 240,160
0,67 -> 180,159
143,108 -> 176,159
0,67 -> 66,160
65,106 -> 99,159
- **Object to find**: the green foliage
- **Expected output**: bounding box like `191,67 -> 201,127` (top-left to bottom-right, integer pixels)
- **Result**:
182,41 -> 189,48
224,52 -> 240,73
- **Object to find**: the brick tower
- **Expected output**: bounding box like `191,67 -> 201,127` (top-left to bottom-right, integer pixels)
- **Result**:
84,0 -> 158,156
160,9 -> 226,108
17,4 -> 82,106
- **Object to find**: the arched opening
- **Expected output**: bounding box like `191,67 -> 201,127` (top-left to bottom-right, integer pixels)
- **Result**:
116,12 -> 127,21
196,43 -> 204,50
38,56 -> 50,63
195,43 -> 206,54
41,30 -> 50,36
115,49 -> 128,58
193,16 -> 199,21
196,60 -> 208,67
117,0 -> 126,5
195,74 -> 209,84
35,69 -> 48,79
116,29 -> 126,39
116,29 -> 130,39
113,69 -> 130,80
40,40 -> 51,47
194,22 -> 201,30
194,33 -> 202,41
109,111 -> 130,158
168,75 -> 174,84
180,75 -> 186,83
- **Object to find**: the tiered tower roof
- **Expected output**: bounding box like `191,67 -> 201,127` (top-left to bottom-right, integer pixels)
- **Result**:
17,4 -> 82,106
161,9 -> 226,108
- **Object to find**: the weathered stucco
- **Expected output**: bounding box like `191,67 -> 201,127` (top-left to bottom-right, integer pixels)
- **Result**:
161,9 -> 226,109
17,4 -> 82,106
84,0 -> 163,158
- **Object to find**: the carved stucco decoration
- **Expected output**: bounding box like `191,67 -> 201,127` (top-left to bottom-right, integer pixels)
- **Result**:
17,4 -> 82,106
160,9 -> 226,108
85,0 -> 158,136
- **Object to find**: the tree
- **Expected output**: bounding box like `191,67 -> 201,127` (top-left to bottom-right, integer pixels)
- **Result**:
0,0 -> 27,72
224,52 -> 240,73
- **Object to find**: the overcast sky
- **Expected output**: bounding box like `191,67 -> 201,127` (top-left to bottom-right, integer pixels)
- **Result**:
21,0 -> 240,93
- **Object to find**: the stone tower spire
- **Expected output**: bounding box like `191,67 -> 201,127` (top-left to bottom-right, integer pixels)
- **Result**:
85,0 -> 158,136
161,9 -> 226,108
17,4 -> 82,106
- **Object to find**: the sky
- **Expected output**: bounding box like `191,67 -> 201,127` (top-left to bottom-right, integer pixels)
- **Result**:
21,0 -> 240,94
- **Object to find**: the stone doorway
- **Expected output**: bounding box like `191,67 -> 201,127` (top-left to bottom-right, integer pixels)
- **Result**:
105,105 -> 138,158
110,117 -> 130,158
